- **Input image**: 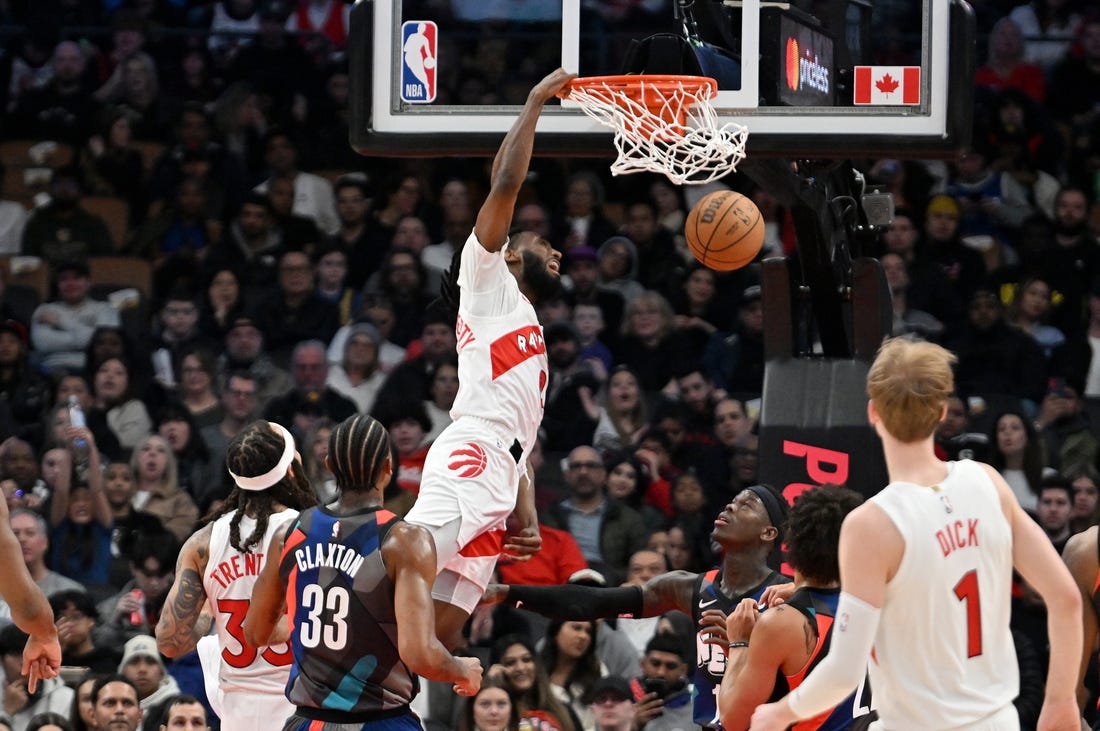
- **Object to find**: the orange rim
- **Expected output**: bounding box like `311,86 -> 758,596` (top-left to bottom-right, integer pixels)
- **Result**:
563,74 -> 717,98
562,75 -> 717,134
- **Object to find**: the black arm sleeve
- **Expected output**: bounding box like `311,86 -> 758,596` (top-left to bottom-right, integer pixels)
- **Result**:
506,584 -> 644,620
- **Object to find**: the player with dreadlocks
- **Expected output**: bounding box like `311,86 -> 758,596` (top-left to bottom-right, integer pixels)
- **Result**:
404,67 -> 576,652
243,413 -> 482,730
156,419 -> 316,731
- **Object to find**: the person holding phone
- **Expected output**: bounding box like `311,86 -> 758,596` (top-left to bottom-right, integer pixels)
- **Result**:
630,633 -> 693,731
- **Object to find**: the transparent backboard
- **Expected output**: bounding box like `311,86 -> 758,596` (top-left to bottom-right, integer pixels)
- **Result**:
349,0 -> 975,159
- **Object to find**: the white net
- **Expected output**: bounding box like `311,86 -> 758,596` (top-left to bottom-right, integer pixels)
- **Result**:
565,75 -> 748,186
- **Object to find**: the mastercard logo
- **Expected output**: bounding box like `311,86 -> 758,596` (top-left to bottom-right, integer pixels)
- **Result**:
785,37 -> 799,91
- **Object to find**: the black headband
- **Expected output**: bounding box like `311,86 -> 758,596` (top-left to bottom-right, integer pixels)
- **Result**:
746,484 -> 786,543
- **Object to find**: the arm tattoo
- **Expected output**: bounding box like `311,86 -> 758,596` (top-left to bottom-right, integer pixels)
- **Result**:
157,568 -> 207,656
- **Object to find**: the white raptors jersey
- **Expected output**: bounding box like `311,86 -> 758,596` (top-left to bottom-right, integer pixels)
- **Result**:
203,508 -> 299,694
867,460 -> 1018,730
449,233 -> 547,455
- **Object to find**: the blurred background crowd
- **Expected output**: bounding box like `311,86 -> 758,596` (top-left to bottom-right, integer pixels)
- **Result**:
0,0 -> 1098,730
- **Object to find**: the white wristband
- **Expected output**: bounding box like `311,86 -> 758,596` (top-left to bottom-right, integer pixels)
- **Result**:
787,591 -> 881,720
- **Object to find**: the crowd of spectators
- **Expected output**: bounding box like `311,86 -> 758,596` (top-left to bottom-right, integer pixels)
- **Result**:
0,0 -> 1098,730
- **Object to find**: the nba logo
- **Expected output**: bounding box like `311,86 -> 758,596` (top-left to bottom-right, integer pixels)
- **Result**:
400,20 -> 437,104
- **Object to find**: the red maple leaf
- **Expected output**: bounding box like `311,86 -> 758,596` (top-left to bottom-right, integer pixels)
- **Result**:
875,74 -> 899,94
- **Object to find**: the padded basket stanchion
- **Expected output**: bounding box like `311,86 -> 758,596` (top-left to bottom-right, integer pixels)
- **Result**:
562,75 -> 748,185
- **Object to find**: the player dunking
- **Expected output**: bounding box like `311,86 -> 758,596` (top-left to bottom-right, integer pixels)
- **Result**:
404,67 -> 575,649
750,338 -> 1082,731
243,414 -> 482,730
156,420 -> 316,731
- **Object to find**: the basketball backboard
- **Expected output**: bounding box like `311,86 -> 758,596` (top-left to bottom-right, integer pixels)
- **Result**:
349,0 -> 975,160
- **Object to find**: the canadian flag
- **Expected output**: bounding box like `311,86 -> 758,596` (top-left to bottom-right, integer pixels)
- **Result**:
853,66 -> 921,105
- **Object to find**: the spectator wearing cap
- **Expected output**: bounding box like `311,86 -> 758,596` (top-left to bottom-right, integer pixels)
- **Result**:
49,590 -> 120,674
216,316 -> 293,411
921,194 -> 988,306
118,635 -> 180,711
586,676 -> 635,731
326,296 -> 406,372
20,167 -> 115,268
255,130 -> 338,234
703,284 -> 765,399
203,192 -> 286,305
30,259 -> 121,373
543,320 -> 602,453
0,624 -> 74,731
565,244 -> 625,340
1047,15 -> 1100,127
326,322 -> 386,413
262,340 -> 356,438
0,320 -> 51,439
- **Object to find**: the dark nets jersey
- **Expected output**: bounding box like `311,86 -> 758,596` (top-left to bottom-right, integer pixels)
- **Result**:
692,568 -> 791,729
279,506 -> 417,714
784,587 -> 875,731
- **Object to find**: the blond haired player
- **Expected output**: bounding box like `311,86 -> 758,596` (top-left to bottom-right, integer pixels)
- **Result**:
750,337 -> 1082,731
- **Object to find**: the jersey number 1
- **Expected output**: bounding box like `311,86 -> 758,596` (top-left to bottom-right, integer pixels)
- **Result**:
953,570 -> 983,658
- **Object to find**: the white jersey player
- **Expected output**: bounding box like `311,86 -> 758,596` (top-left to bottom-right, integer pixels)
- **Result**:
156,420 -> 317,730
749,338 -> 1082,731
403,67 -> 576,650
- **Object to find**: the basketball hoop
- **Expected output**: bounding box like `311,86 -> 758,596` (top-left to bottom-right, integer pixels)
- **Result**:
562,75 -> 748,186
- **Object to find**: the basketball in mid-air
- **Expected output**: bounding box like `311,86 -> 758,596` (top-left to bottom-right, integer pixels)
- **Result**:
684,190 -> 765,271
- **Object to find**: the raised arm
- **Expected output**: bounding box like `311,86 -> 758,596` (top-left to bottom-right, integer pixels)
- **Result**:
242,523 -> 290,648
983,463 -> 1083,729
47,448 -> 73,528
0,499 -> 59,693
1060,527 -> 1097,714
474,69 -> 575,253
156,524 -> 213,658
385,522 -> 482,695
77,427 -> 112,529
